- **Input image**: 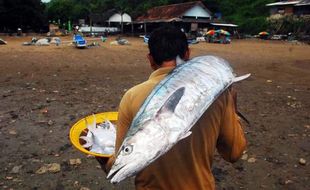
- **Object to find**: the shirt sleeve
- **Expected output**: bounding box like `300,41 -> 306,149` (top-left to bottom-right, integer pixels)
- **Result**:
216,89 -> 247,163
105,90 -> 133,172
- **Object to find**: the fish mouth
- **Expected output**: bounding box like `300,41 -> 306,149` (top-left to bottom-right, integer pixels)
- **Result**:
107,164 -> 126,183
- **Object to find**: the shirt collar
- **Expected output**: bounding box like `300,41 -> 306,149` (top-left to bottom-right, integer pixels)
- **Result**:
149,66 -> 176,79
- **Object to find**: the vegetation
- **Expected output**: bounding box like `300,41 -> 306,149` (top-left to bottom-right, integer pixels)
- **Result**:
0,0 -> 47,32
268,15 -> 310,36
0,0 -> 277,34
213,0 -> 275,34
45,0 -> 276,34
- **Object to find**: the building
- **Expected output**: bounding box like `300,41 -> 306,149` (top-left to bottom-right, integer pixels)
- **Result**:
89,9 -> 132,26
86,1 -> 237,35
86,9 -> 132,33
266,0 -> 310,16
134,1 -> 224,34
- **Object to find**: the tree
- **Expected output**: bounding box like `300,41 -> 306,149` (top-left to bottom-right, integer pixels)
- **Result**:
44,0 -> 277,34
213,0 -> 275,34
47,0 -> 75,24
0,0 -> 47,32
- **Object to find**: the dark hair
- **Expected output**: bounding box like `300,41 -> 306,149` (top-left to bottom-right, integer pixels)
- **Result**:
148,26 -> 188,65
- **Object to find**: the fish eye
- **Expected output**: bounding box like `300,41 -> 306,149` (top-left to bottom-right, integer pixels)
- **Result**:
122,145 -> 133,155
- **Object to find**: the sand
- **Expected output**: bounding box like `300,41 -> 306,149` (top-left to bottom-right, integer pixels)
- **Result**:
0,36 -> 309,189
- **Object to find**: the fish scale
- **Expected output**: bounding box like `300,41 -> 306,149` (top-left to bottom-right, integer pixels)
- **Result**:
107,55 -> 250,183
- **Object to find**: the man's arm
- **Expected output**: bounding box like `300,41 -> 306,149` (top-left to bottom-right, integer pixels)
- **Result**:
216,88 -> 247,162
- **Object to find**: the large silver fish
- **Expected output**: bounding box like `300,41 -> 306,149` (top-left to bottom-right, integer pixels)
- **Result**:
107,56 -> 250,183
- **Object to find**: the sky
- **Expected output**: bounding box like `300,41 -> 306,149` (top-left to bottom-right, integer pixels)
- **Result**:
41,0 -> 50,3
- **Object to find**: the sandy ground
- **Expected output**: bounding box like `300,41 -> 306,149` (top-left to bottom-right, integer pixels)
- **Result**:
0,36 -> 309,190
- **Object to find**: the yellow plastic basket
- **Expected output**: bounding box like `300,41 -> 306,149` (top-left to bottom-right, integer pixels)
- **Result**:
69,112 -> 118,157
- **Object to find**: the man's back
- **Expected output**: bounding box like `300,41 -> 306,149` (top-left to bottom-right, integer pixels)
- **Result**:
111,67 -> 246,190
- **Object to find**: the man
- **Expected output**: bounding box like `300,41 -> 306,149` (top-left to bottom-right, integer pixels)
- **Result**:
97,26 -> 246,190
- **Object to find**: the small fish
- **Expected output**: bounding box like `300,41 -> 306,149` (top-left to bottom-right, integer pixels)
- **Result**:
107,56 -> 250,183
80,115 -> 116,155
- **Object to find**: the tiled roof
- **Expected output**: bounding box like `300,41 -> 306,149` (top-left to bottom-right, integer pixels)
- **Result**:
266,0 -> 310,6
266,1 -> 300,6
296,0 -> 310,6
136,1 -> 211,22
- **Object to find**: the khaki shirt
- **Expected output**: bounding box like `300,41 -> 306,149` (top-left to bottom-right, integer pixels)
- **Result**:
107,66 -> 246,190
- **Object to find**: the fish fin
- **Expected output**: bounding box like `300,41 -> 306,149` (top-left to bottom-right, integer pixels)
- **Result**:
233,73 -> 251,83
157,87 -> 185,115
180,131 -> 192,140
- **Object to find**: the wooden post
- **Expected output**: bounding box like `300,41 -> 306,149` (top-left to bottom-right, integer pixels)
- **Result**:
144,21 -> 147,34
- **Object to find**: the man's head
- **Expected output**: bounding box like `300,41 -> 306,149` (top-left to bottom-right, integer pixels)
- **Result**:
148,26 -> 189,69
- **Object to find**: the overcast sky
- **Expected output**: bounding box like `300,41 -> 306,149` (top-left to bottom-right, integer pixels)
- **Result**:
41,0 -> 50,3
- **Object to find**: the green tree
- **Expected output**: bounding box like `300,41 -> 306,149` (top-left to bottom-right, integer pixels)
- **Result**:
47,0 -> 75,24
0,0 -> 47,32
44,0 -> 277,34
214,0 -> 275,34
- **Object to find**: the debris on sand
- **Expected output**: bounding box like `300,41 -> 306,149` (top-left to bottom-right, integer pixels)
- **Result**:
87,42 -> 100,48
80,187 -> 90,190
241,153 -> 248,160
101,36 -> 107,42
74,181 -> 79,188
278,178 -> 293,185
47,120 -> 54,126
22,37 -> 53,46
288,133 -> 298,137
5,176 -> 13,180
8,130 -> 17,135
110,37 -> 130,45
36,163 -> 61,174
36,39 -> 50,46
10,165 -> 22,174
285,180 -> 293,185
299,158 -> 306,165
50,37 -> 61,46
286,101 -> 302,108
22,37 -> 38,46
69,159 -> 82,166
110,41 -> 119,45
247,157 -> 257,163
0,38 -> 7,45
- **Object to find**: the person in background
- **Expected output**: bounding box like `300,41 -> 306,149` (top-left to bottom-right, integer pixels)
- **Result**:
97,26 -> 247,190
